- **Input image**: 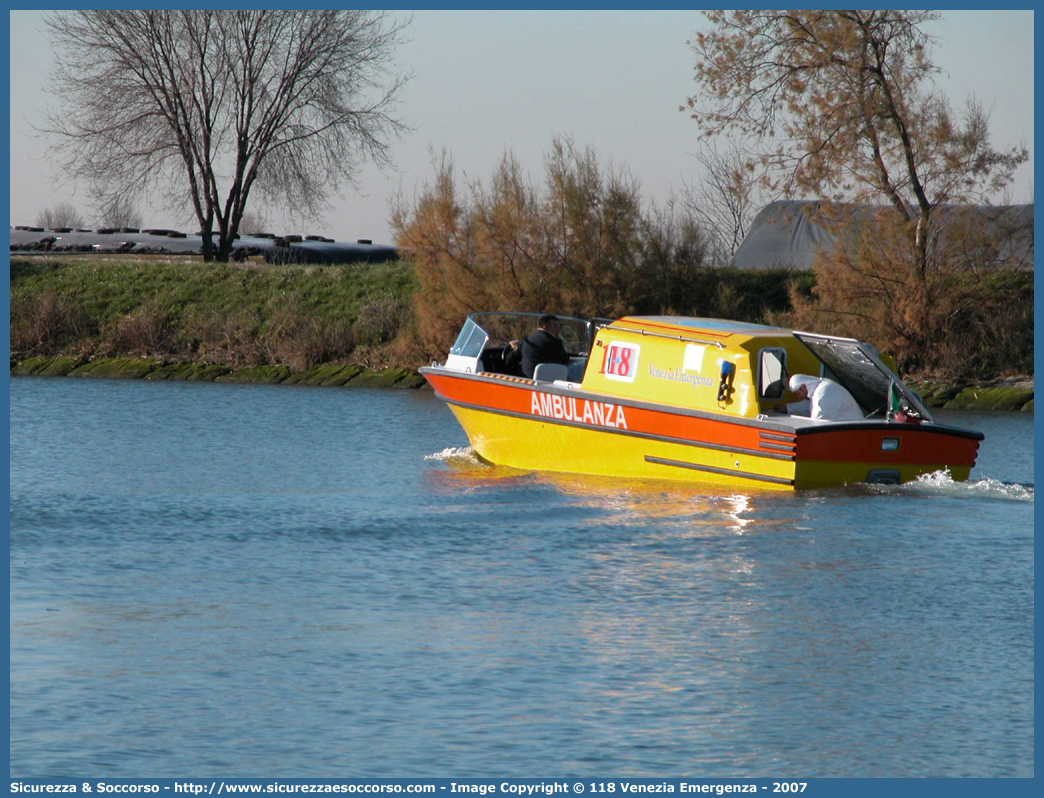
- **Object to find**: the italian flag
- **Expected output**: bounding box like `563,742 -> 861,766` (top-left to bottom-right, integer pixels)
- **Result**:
888,380 -> 902,419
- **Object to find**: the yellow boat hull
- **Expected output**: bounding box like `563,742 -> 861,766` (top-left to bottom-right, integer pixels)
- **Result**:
424,368 -> 981,491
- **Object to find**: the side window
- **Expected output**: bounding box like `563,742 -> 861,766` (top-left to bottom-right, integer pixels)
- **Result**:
759,348 -> 787,399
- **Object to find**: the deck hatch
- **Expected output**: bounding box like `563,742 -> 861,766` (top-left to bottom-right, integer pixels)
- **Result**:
794,333 -> 934,422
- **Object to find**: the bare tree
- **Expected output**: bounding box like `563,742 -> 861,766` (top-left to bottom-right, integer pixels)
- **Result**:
35,202 -> 86,229
43,10 -> 408,262
97,195 -> 144,230
683,142 -> 758,266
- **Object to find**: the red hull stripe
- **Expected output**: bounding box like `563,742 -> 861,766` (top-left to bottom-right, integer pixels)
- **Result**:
443,397 -> 795,462
429,370 -> 793,458
430,369 -> 799,435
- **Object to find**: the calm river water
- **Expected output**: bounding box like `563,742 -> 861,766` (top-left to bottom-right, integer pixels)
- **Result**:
9,377 -> 1034,777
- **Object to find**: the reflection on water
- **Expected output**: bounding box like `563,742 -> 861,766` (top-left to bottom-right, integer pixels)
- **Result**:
9,379 -> 1035,777
428,450 -> 794,540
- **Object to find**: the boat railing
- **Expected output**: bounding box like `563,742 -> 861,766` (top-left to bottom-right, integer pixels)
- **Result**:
600,324 -> 726,350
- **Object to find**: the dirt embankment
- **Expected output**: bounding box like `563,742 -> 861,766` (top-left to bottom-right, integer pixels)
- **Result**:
10,356 -> 428,389
906,377 -> 1033,412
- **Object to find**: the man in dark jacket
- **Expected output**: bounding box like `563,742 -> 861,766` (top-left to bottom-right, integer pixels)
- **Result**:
504,315 -> 571,378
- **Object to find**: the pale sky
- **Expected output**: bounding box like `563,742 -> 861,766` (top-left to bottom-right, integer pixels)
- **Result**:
8,10 -> 1035,245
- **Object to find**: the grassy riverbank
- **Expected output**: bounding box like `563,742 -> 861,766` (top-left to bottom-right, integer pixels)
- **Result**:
10,256 -> 417,370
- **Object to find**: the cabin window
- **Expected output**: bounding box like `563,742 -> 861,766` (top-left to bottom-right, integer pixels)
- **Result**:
758,348 -> 787,399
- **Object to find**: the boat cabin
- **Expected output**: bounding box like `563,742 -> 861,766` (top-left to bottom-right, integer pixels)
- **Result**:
444,312 -> 932,424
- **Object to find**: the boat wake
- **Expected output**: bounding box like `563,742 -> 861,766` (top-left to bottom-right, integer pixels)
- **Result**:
425,446 -> 484,465
870,469 -> 1033,503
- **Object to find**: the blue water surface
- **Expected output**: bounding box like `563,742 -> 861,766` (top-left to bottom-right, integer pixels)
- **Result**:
9,378 -> 1034,777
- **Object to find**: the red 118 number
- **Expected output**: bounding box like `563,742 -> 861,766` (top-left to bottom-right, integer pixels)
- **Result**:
599,343 -> 638,381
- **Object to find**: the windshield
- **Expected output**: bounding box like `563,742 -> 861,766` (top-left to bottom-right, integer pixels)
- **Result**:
465,313 -> 591,356
449,317 -> 489,357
